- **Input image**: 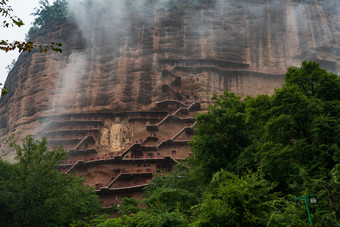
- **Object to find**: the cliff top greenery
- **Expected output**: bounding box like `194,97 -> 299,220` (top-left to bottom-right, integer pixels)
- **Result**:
25,0 -> 69,41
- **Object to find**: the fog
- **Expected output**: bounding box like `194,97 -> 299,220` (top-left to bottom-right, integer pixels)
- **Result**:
50,0 -> 340,111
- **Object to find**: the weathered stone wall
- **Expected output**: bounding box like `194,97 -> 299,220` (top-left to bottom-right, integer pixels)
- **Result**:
1,0 -> 340,161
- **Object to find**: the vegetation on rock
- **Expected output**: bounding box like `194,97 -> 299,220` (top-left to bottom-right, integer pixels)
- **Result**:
25,0 -> 69,40
32,0 -> 68,27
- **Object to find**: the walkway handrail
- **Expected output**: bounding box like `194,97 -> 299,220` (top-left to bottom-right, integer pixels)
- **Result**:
172,64 -> 285,75
169,155 -> 179,164
155,99 -> 186,107
106,173 -> 122,188
148,101 -> 197,129
44,126 -> 100,134
171,122 -> 196,140
101,183 -> 149,192
74,136 -> 88,151
163,83 -> 181,95
66,160 -> 81,174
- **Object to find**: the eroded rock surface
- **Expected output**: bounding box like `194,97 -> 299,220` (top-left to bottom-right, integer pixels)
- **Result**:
1,0 -> 340,161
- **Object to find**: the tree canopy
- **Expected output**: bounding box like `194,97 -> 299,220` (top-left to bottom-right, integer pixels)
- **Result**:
0,135 -> 101,226
32,0 -> 68,28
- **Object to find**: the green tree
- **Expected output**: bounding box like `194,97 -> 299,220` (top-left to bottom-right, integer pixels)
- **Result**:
71,214 -> 125,227
0,158 -> 16,226
145,163 -> 202,198
130,164 -> 198,226
250,61 -> 340,224
285,61 -> 340,101
0,135 -> 101,226
24,26 -> 39,41
129,210 -> 186,227
255,62 -> 339,193
32,0 -> 69,27
189,170 -> 303,227
143,188 -> 197,215
190,91 -> 250,183
119,197 -> 141,216
0,83 -> 9,96
189,60 -> 339,225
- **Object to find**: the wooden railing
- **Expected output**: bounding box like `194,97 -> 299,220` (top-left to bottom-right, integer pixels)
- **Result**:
146,101 -> 197,130
45,125 -> 101,134
172,64 -> 285,75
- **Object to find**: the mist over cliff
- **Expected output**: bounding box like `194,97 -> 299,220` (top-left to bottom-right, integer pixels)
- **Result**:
68,0 -> 340,70
1,0 -> 340,160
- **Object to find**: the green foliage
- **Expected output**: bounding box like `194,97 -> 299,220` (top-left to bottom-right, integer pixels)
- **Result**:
254,62 -> 340,224
23,0 -> 68,50
253,62 -> 339,196
25,26 -> 39,41
190,170 -> 304,227
0,39 -> 62,54
120,197 -> 141,216
285,61 -> 340,101
32,0 -> 69,27
0,82 -> 9,96
143,164 -> 199,215
145,163 -> 203,197
97,216 -> 125,227
71,214 -> 126,227
187,61 -> 339,225
0,135 -> 101,226
190,91 -> 250,182
0,158 -> 16,226
83,165 -> 200,226
144,188 -> 197,215
129,210 -> 186,227
0,0 -> 24,28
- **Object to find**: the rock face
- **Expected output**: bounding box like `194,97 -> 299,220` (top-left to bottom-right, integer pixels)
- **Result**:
0,0 -> 339,203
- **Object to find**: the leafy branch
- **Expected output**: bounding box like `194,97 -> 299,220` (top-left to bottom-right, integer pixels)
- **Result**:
0,40 -> 63,53
0,0 -> 24,28
0,83 -> 8,96
0,0 -> 65,97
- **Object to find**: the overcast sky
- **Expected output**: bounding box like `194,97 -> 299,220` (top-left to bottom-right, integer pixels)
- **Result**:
0,0 -> 53,86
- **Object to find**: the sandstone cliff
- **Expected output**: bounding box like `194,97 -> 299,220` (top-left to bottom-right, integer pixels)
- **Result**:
1,0 -> 340,161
